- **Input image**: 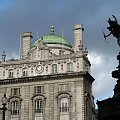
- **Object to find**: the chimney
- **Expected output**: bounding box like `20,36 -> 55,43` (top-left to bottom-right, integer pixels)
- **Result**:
1,50 -> 6,62
73,24 -> 84,52
22,32 -> 32,59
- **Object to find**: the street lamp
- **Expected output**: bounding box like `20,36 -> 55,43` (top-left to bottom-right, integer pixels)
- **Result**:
0,94 -> 7,120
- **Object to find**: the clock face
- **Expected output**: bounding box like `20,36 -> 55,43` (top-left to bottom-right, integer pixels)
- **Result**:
36,64 -> 43,73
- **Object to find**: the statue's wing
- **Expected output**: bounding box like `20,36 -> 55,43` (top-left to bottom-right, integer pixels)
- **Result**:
112,15 -> 118,23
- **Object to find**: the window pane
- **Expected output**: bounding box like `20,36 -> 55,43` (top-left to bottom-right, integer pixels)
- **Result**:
34,99 -> 43,120
35,100 -> 43,113
34,86 -> 44,94
59,84 -> 69,92
60,98 -> 69,113
11,101 -> 19,115
11,88 -> 20,96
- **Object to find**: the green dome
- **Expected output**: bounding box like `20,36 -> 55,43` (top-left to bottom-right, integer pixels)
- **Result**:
34,33 -> 72,48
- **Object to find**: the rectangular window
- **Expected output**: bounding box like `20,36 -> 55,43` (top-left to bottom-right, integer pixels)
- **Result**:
34,86 -> 44,94
59,84 -> 69,92
11,88 -> 20,96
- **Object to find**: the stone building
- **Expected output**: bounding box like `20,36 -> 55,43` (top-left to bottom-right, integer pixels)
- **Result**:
0,24 -> 96,120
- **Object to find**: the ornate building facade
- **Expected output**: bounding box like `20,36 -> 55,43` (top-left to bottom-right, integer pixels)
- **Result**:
0,24 -> 96,120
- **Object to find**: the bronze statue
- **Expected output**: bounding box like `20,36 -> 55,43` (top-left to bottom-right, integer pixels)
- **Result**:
102,15 -> 120,47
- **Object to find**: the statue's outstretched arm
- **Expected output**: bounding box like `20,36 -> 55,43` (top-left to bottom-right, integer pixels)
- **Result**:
102,29 -> 112,39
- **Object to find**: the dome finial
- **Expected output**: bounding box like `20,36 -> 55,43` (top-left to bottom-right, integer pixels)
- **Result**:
50,26 -> 54,33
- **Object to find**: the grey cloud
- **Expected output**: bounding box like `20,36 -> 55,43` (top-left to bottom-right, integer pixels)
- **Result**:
0,0 -> 120,100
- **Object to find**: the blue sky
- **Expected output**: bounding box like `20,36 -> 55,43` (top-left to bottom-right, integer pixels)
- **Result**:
0,0 -> 13,11
0,0 -> 120,104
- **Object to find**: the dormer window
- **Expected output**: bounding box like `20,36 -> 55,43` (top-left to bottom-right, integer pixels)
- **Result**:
52,64 -> 57,73
67,62 -> 73,72
8,69 -> 14,78
22,67 -> 28,76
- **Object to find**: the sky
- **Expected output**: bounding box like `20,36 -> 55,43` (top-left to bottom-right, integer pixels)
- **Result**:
0,0 -> 120,105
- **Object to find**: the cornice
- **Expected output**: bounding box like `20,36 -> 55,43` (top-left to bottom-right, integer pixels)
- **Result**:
0,71 -> 95,85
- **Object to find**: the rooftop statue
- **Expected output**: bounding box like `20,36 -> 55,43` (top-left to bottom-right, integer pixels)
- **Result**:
102,15 -> 120,47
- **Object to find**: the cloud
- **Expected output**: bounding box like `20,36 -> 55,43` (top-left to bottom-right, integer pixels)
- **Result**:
88,51 -> 116,101
0,0 -> 120,103
88,52 -> 103,67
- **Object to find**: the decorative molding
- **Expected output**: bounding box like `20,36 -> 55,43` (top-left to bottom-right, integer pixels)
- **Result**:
8,95 -> 22,102
31,94 -> 47,101
0,72 -> 94,85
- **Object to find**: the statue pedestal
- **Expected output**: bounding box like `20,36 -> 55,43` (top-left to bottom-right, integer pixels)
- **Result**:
97,52 -> 120,120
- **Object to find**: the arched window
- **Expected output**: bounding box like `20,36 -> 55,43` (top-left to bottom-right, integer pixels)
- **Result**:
34,99 -> 44,120
8,69 -> 14,78
22,67 -> 28,76
60,97 -> 70,120
57,94 -> 71,120
8,96 -> 22,120
52,64 -> 57,73
67,62 -> 73,72
9,99 -> 21,120
60,98 -> 69,113
11,101 -> 19,116
31,95 -> 46,120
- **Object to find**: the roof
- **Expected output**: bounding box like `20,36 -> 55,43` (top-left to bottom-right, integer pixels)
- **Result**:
33,33 -> 72,48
